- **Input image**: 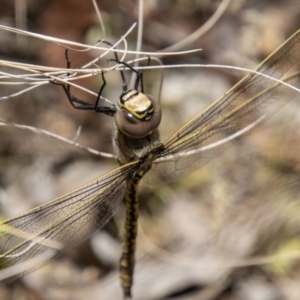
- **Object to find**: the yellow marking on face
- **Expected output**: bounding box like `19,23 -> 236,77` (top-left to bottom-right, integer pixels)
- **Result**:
118,91 -> 154,120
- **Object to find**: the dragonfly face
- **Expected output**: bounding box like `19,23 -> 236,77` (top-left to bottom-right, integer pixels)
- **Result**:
118,90 -> 154,120
114,88 -> 162,164
116,91 -> 162,139
0,29 -> 300,300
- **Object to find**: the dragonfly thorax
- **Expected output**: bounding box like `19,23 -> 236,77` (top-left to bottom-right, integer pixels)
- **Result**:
115,91 -> 162,138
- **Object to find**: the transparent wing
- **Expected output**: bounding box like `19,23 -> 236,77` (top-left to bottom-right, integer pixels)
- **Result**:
145,30 -> 300,183
0,162 -> 137,281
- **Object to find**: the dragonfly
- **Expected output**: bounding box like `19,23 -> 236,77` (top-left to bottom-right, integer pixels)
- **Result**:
0,29 -> 300,300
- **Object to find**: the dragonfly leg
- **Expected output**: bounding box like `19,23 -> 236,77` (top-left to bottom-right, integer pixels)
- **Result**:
109,59 -> 148,94
50,49 -> 117,116
99,40 -> 128,94
99,40 -> 151,95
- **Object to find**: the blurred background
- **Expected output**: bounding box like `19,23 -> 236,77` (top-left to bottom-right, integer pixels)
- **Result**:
0,0 -> 300,299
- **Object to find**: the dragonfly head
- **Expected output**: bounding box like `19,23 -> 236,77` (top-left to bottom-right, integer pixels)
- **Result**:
116,90 -> 162,138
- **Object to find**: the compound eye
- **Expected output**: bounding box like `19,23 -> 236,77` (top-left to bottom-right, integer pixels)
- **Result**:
116,94 -> 161,138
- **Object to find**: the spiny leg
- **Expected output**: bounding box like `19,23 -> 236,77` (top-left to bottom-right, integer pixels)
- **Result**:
139,56 -> 151,93
99,40 -> 128,93
110,59 -> 143,93
50,49 -> 116,116
98,40 -> 151,94
110,55 -> 151,94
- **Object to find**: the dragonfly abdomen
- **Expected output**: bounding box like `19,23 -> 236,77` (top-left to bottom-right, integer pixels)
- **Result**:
119,177 -> 139,299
